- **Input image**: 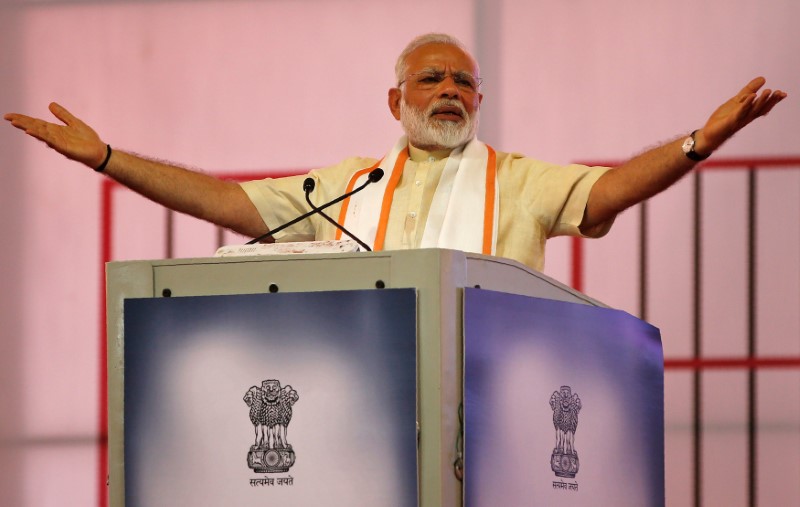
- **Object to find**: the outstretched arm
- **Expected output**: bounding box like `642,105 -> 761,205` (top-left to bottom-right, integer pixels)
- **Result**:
4,103 -> 268,238
580,77 -> 787,232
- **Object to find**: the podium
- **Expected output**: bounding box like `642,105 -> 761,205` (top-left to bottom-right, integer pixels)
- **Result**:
107,248 -> 664,506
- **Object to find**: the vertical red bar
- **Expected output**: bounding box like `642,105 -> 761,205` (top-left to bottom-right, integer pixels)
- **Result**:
571,236 -> 584,292
98,179 -> 114,507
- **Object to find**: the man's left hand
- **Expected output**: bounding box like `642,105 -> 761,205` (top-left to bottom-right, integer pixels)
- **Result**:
695,77 -> 787,155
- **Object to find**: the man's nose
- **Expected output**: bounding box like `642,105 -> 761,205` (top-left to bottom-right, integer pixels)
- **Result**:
437,75 -> 461,98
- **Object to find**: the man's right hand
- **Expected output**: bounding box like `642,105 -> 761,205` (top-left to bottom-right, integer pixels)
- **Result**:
5,102 -> 269,239
4,102 -> 108,170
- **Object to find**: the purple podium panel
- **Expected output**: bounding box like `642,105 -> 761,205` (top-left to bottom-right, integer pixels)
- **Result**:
124,289 -> 417,506
464,289 -> 664,506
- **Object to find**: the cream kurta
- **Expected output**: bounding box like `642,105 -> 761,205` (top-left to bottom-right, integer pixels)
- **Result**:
240,148 -> 612,272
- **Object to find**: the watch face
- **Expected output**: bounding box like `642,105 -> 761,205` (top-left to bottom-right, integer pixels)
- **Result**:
682,136 -> 695,154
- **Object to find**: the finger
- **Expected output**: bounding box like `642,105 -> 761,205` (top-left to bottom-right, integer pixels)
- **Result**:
5,114 -> 47,134
759,91 -> 788,117
739,76 -> 766,97
749,90 -> 779,118
49,102 -> 79,127
4,112 -> 32,126
751,89 -> 773,113
4,112 -> 39,124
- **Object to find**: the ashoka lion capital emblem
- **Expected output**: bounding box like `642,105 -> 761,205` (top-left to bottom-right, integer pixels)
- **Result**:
243,379 -> 299,473
549,385 -> 581,478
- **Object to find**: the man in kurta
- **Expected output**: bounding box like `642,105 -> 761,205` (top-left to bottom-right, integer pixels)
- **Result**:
4,33 -> 787,271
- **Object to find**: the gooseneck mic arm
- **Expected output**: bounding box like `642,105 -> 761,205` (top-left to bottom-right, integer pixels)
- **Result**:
303,178 -> 373,251
245,168 -> 384,245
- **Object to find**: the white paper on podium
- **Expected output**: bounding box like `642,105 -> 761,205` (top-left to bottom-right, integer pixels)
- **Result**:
214,239 -> 360,257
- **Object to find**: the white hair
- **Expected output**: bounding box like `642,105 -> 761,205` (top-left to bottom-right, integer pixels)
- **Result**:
394,33 -> 478,85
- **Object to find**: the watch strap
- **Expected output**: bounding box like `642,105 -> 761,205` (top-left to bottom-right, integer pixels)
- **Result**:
684,130 -> 710,162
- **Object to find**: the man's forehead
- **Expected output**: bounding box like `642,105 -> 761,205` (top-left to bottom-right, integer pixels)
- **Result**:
404,43 -> 479,74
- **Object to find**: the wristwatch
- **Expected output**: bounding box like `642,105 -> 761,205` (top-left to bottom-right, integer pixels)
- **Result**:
682,130 -> 710,162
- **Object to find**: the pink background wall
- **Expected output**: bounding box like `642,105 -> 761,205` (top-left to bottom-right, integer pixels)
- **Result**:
0,1 -> 797,505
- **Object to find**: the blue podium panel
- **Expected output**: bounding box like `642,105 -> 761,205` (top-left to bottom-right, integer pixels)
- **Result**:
124,289 -> 418,507
464,289 -> 664,506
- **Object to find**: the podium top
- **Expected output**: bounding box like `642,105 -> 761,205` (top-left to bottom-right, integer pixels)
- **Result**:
106,248 -> 604,307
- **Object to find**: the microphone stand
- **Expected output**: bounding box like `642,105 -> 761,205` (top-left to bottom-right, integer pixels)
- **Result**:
246,169 -> 384,245
304,182 -> 372,251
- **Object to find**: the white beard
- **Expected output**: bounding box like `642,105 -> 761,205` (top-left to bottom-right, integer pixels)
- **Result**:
400,98 -> 479,150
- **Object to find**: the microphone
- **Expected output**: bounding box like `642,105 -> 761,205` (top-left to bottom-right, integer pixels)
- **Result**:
367,168 -> 384,183
246,168 -> 385,245
303,178 -> 372,251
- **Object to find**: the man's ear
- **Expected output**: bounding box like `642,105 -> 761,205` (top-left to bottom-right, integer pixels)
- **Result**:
388,88 -> 402,120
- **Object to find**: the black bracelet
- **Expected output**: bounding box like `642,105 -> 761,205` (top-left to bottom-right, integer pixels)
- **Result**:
95,144 -> 113,172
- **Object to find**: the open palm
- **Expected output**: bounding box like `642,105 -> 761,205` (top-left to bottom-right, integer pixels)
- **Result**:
701,77 -> 787,152
4,102 -> 107,168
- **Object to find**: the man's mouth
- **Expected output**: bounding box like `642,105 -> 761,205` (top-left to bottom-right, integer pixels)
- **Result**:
430,104 -> 465,121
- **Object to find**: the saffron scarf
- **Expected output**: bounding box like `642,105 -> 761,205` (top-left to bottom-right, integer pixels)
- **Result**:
336,136 -> 498,255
